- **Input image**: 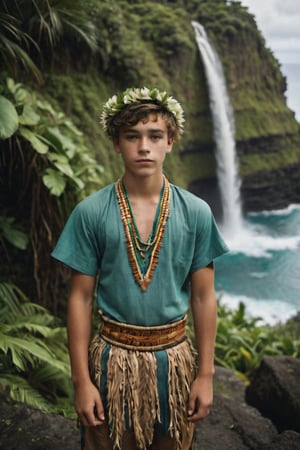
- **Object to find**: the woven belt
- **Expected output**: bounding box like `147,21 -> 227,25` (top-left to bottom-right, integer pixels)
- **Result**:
98,311 -> 187,351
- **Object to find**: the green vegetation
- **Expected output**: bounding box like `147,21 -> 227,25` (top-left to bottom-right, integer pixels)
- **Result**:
186,301 -> 300,383
215,302 -> 300,380
0,77 -> 103,310
1,78 -> 102,197
0,0 -> 97,78
181,152 -> 217,180
241,146 -> 300,177
0,0 -> 299,412
0,281 -> 73,415
1,288 -> 299,416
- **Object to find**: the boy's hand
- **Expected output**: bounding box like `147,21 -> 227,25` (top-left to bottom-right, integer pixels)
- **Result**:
187,375 -> 213,422
74,381 -> 105,427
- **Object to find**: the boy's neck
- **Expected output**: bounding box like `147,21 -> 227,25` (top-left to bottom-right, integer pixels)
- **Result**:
122,172 -> 164,198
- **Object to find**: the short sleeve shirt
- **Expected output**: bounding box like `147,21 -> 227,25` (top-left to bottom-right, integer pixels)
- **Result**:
51,182 -> 229,326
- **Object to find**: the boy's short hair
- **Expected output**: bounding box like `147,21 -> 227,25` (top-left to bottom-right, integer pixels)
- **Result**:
100,87 -> 184,142
108,103 -> 180,141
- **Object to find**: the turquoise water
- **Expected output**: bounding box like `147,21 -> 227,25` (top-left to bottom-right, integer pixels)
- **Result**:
215,205 -> 300,324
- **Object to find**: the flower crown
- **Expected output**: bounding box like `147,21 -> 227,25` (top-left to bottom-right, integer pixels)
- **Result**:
100,87 -> 185,136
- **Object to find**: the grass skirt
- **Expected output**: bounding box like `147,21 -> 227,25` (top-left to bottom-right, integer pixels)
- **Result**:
89,334 -> 196,450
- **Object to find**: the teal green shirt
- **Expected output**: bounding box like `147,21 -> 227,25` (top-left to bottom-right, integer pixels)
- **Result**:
51,182 -> 229,326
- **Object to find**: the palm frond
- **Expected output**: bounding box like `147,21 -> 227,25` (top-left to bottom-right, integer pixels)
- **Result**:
2,319 -> 58,337
31,362 -> 71,396
28,0 -> 98,52
0,282 -> 28,317
0,281 -> 71,408
0,332 -> 56,370
0,282 -> 48,320
62,16 -> 98,51
0,11 -> 42,83
0,374 -> 50,411
29,0 -> 63,48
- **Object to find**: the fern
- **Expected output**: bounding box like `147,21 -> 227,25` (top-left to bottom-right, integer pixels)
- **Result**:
0,374 -> 50,410
0,281 -> 72,411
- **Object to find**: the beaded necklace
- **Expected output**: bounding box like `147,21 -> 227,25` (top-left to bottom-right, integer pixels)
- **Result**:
115,176 -> 171,292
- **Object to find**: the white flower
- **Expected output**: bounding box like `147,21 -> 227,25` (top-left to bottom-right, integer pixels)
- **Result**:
140,87 -> 151,98
108,95 -> 117,107
100,87 -> 185,135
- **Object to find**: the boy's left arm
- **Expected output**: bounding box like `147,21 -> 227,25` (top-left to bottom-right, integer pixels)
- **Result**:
188,263 -> 217,423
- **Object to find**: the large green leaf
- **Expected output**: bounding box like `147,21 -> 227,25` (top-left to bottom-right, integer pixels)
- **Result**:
0,330 -> 68,373
46,126 -> 76,153
19,127 -> 49,154
48,153 -> 74,177
13,87 -> 28,105
19,104 -> 40,126
0,216 -> 28,250
0,333 -> 55,371
7,78 -> 19,95
42,168 -> 66,196
0,96 -> 19,139
36,99 -> 56,115
72,176 -> 85,190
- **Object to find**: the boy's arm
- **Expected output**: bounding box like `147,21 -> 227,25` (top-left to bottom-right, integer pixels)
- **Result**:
67,270 -> 105,426
187,263 -> 217,422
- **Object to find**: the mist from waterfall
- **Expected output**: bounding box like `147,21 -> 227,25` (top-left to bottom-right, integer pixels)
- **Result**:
192,21 -> 243,239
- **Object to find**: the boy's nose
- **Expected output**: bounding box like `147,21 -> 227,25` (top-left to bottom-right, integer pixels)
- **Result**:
138,137 -> 150,153
138,147 -> 150,154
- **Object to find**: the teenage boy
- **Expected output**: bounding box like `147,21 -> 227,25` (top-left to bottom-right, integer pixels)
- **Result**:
51,87 -> 229,450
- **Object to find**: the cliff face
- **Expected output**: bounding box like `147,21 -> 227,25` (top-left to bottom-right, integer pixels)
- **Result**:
44,0 -> 300,214
185,0 -> 300,213
238,140 -> 300,212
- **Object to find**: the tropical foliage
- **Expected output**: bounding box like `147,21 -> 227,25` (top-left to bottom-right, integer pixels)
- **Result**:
0,0 -> 105,311
0,281 -> 73,413
0,0 -> 299,413
0,1 -> 42,84
0,0 -> 97,81
0,76 -> 103,310
1,77 -> 102,196
215,301 -> 300,380
187,300 -> 300,382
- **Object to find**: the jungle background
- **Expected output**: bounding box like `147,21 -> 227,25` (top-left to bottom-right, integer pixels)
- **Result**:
0,0 -> 299,416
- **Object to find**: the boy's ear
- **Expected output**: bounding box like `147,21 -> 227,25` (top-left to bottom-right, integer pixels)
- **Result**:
166,136 -> 174,153
113,139 -> 121,153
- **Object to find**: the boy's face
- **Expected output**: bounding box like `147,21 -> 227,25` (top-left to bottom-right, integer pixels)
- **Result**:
113,114 -> 173,178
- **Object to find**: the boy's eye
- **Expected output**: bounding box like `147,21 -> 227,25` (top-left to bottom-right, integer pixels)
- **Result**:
126,134 -> 138,140
151,135 -> 162,140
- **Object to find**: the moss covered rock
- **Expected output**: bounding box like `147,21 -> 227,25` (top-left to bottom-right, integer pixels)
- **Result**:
40,0 -> 300,212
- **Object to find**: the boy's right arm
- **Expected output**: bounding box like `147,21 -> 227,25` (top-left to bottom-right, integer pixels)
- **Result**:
67,270 -> 105,427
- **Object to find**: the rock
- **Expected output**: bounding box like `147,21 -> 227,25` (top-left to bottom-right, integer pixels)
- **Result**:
241,163 -> 300,212
193,366 -> 277,449
193,395 -> 277,450
213,366 -> 246,403
0,398 -> 80,450
246,356 -> 300,433
1,363 -> 300,449
189,176 -> 223,222
261,430 -> 300,450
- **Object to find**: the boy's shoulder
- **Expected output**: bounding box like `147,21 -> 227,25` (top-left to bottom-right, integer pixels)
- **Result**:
171,183 -> 211,213
77,183 -> 115,208
71,183 -> 116,221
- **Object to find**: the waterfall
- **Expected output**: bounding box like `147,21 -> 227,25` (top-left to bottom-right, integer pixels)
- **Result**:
192,21 -> 243,238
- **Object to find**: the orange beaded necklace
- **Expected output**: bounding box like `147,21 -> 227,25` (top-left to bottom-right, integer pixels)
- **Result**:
115,176 -> 171,292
